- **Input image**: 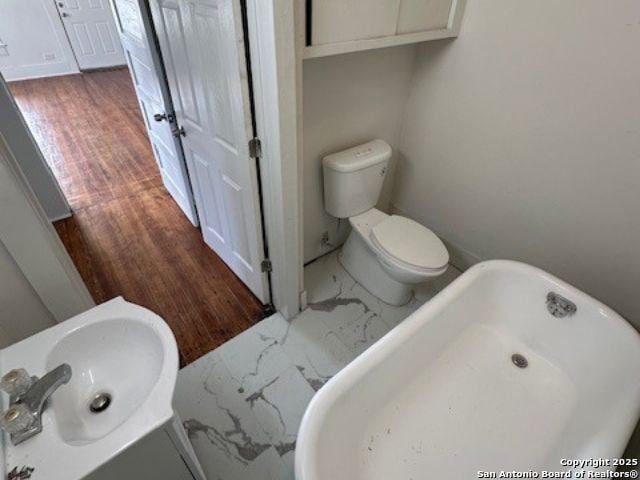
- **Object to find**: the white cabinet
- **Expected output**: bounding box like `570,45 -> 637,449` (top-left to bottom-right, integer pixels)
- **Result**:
304,0 -> 466,59
86,416 -> 205,480
396,0 -> 454,34
310,0 -> 401,45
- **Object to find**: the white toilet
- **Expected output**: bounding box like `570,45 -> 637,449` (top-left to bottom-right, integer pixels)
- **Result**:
323,139 -> 449,305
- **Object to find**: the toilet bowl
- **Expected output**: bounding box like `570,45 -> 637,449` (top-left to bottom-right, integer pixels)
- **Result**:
339,209 -> 448,305
323,139 -> 449,306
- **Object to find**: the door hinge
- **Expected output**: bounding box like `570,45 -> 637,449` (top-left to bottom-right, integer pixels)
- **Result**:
261,304 -> 277,318
248,138 -> 262,158
172,125 -> 186,138
153,112 -> 175,123
261,258 -> 272,272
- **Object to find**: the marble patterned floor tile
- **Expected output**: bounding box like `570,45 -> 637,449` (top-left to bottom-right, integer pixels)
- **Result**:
243,447 -> 292,480
331,276 -> 421,330
308,293 -> 373,333
264,310 -> 357,391
246,366 -> 316,459
414,265 -> 462,303
304,252 -> 461,332
334,309 -> 393,356
176,250 -> 462,480
217,317 -> 292,397
303,250 -> 356,304
279,450 -> 295,480
175,352 -> 275,479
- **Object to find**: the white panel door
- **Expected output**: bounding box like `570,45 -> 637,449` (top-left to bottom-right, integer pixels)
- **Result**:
57,0 -> 126,69
110,0 -> 198,225
150,0 -> 269,302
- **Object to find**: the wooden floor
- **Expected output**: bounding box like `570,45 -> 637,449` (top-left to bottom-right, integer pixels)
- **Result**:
10,69 -> 264,365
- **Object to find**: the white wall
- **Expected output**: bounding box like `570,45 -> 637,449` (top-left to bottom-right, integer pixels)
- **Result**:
0,131 -> 95,327
0,240 -> 56,348
303,45 -> 416,263
0,0 -> 79,81
0,76 -> 70,221
394,0 -> 640,327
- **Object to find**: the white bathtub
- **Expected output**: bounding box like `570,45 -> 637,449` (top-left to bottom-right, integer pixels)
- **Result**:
296,261 -> 640,479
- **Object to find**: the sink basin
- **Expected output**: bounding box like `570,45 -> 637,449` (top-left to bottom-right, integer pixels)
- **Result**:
0,298 -> 179,479
46,317 -> 166,444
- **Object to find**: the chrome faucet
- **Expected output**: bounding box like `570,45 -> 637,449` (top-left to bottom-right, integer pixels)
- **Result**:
0,364 -> 72,445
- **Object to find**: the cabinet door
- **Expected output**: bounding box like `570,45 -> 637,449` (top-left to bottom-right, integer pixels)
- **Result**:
87,429 -> 195,480
311,0 -> 401,45
396,0 -> 453,34
308,0 -> 461,57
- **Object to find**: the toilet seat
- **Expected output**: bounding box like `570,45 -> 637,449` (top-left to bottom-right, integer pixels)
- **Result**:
370,215 -> 449,273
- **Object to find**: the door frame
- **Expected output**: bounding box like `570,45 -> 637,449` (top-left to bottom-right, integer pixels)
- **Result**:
244,0 -> 302,318
1,0 -> 304,320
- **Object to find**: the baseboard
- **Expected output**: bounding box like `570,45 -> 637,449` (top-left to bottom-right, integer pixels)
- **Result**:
299,290 -> 308,310
80,65 -> 128,73
49,211 -> 73,223
3,66 -> 80,83
390,203 -> 483,272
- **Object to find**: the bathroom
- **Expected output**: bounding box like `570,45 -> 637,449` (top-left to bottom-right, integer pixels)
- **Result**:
0,0 -> 639,479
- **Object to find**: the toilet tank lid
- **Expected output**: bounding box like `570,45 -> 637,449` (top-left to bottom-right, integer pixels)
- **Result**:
322,139 -> 391,173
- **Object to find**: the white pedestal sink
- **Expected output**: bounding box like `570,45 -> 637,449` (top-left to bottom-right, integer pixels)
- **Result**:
0,297 -> 205,480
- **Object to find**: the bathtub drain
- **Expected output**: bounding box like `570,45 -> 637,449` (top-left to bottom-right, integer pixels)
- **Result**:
511,353 -> 528,369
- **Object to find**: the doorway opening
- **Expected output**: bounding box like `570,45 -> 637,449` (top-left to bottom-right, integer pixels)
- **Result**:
2,1 -> 270,366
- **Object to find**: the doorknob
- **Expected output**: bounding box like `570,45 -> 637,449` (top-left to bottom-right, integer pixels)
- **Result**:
61,12 -> 70,17
172,126 -> 186,138
58,2 -> 64,6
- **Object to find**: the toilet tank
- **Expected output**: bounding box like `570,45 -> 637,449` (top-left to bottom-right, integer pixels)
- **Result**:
323,139 -> 391,218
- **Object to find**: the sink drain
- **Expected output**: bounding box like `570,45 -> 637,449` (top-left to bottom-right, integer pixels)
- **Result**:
511,353 -> 528,369
89,392 -> 112,413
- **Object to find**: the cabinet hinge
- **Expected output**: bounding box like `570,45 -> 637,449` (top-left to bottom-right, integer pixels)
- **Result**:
261,258 -> 272,272
249,138 -> 262,158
